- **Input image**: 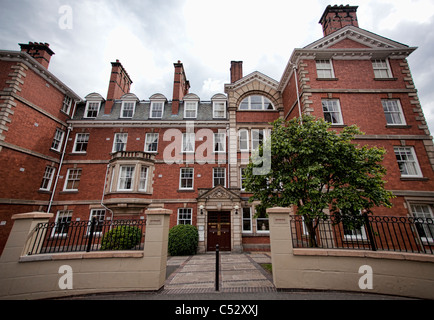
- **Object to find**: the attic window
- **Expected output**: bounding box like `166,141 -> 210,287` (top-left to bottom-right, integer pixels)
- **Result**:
239,95 -> 274,110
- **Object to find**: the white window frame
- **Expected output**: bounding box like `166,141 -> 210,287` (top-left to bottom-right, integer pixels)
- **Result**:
112,133 -> 128,152
40,166 -> 56,191
251,129 -> 264,151
177,208 -> 192,225
62,96 -> 72,114
213,101 -> 226,118
88,209 -> 106,235
394,146 -> 423,178
139,166 -> 148,192
239,129 -> 249,152
382,99 -> 406,125
411,204 -> 434,244
372,59 -> 392,78
213,132 -> 226,153
52,210 -> 72,238
51,128 -> 65,152
150,101 -> 164,119
242,207 -> 252,233
117,165 -> 135,191
73,133 -> 89,153
342,213 -> 367,241
179,167 -> 194,190
322,99 -> 343,125
63,168 -> 82,191
144,133 -> 159,153
240,167 -> 247,191
184,101 -> 198,118
182,133 -> 195,153
120,101 -> 136,118
316,59 -> 335,78
213,167 -> 226,187
84,101 -> 100,118
239,95 -> 275,110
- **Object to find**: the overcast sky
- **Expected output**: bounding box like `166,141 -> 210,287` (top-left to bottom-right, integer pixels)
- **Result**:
0,0 -> 433,134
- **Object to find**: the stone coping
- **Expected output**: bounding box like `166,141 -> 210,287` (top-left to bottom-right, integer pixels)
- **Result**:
293,248 -> 434,263
19,250 -> 144,262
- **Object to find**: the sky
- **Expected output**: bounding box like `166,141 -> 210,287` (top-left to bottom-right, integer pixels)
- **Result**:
0,0 -> 433,135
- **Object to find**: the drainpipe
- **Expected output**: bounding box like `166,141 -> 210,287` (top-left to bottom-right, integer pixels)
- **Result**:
101,163 -> 114,220
292,63 -> 303,125
47,125 -> 72,213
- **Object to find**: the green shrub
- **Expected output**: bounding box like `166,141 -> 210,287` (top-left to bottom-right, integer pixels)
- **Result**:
100,225 -> 142,250
168,224 -> 198,256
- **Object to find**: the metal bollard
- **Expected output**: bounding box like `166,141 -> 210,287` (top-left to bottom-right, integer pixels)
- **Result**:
215,244 -> 219,291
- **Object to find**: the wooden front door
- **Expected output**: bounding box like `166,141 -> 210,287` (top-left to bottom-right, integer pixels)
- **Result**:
207,211 -> 231,251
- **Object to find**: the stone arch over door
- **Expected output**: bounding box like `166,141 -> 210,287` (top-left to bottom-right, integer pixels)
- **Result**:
197,186 -> 242,253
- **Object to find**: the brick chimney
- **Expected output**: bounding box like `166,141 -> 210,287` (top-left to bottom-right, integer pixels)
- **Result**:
172,60 -> 190,115
19,42 -> 55,69
105,59 -> 133,114
230,61 -> 243,83
319,5 -> 359,37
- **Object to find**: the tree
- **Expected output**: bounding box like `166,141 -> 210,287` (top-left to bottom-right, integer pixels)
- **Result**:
243,116 -> 394,247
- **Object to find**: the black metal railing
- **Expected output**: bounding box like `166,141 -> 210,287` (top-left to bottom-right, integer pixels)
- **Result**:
27,218 -> 146,255
290,214 -> 434,254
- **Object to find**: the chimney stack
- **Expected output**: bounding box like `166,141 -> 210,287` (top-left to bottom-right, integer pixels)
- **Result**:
319,5 -> 359,37
105,59 -> 133,114
172,60 -> 190,115
230,61 -> 243,83
19,42 -> 55,69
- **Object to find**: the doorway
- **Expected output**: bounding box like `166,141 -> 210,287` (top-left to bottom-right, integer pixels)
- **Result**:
207,211 -> 231,251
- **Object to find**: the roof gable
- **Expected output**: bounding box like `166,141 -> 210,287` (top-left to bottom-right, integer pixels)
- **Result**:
305,25 -> 411,50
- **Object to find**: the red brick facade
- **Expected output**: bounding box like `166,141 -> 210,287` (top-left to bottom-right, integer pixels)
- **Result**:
0,5 -> 433,254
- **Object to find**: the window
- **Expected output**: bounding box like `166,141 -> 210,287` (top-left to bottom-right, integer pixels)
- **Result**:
84,101 -> 100,118
51,128 -> 65,152
113,133 -> 128,152
214,133 -> 226,153
251,129 -> 264,151
322,99 -> 343,125
52,210 -> 72,237
73,133 -> 89,153
40,166 -> 56,191
180,167 -> 194,189
239,95 -> 274,110
150,101 -> 164,118
121,101 -> 135,118
239,129 -> 249,152
411,204 -> 434,243
64,168 -> 81,191
256,217 -> 269,233
372,59 -> 392,78
144,133 -> 159,153
139,166 -> 148,191
89,209 -> 106,235
394,147 -> 422,177
182,133 -> 195,153
178,208 -> 192,225
382,100 -> 406,125
242,207 -> 252,233
213,101 -> 226,118
316,59 -> 334,78
240,168 -> 247,191
342,214 -> 367,241
184,102 -> 197,118
213,167 -> 226,187
118,165 -> 135,190
62,96 -> 72,114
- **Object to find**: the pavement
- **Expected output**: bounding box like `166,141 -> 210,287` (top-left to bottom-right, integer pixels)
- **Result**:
60,252 -> 416,301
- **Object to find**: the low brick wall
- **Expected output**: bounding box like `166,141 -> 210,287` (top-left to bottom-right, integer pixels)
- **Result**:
268,207 -> 434,300
0,209 -> 171,300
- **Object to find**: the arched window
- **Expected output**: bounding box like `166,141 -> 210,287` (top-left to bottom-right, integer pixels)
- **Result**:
239,95 -> 274,110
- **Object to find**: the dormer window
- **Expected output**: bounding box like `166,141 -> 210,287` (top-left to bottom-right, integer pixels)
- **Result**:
211,93 -> 227,119
184,101 -> 197,118
85,101 -> 100,118
149,93 -> 167,119
121,101 -> 135,118
239,95 -> 274,110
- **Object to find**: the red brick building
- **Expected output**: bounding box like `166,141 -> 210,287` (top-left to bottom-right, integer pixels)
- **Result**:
0,5 -> 433,254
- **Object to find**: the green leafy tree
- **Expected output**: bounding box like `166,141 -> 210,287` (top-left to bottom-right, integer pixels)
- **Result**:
243,116 -> 394,247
